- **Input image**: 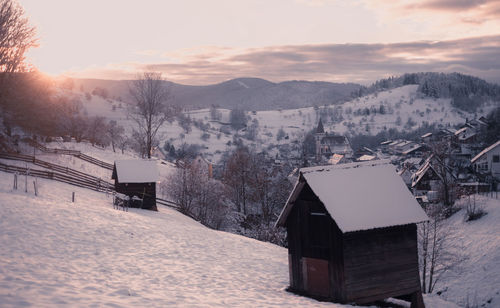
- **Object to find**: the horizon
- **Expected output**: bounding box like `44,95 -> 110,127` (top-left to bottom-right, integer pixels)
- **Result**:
19,0 -> 500,85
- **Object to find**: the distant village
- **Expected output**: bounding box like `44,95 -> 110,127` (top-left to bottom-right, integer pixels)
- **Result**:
306,117 -> 499,205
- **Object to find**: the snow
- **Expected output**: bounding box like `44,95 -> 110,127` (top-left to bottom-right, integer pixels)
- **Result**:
114,160 -> 159,183
471,140 -> 500,163
288,160 -> 429,233
434,195 -> 500,307
78,84 -> 497,164
0,166 -> 482,307
0,172 -> 354,307
357,154 -> 376,161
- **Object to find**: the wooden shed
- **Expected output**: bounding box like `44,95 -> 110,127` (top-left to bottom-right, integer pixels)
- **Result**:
276,160 -> 428,307
112,160 -> 159,211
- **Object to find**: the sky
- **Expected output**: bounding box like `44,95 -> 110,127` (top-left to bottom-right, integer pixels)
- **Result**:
19,0 -> 500,85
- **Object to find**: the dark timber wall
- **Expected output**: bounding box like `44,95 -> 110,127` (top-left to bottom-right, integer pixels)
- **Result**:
343,225 -> 420,304
285,182 -> 422,306
114,181 -> 157,211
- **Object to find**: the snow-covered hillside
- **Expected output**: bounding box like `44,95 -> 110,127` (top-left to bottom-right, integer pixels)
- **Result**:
77,84 -> 498,162
0,172 -> 343,307
0,169 -> 464,307
435,195 -> 500,307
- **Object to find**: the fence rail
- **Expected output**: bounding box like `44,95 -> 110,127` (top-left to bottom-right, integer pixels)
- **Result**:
0,153 -> 180,209
0,162 -> 112,192
26,140 -> 113,170
0,152 -> 114,190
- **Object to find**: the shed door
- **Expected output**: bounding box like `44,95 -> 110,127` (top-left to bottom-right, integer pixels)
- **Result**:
302,207 -> 331,297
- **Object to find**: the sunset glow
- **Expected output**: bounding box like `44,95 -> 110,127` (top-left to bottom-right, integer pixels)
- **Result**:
20,0 -> 500,84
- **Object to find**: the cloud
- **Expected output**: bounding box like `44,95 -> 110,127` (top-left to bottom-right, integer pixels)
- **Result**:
402,0 -> 500,21
67,35 -> 500,85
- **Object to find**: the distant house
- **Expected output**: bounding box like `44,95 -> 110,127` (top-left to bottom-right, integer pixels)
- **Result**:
112,160 -> 159,211
328,153 -> 346,165
471,140 -> 500,181
411,156 -> 442,198
276,160 -> 428,306
315,119 -> 352,161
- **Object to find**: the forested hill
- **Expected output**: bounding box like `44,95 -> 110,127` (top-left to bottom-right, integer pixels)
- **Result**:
354,72 -> 500,112
73,77 -> 361,111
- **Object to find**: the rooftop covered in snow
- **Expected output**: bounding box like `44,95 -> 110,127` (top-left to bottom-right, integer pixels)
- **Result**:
471,140 -> 500,163
112,160 -> 159,183
276,160 -> 428,233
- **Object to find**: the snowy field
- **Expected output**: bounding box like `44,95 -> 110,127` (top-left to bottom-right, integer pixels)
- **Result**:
435,195 -> 500,307
0,172 -> 342,307
0,171 -> 463,307
78,85 -> 497,163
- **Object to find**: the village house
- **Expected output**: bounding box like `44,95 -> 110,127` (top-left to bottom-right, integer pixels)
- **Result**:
471,140 -> 500,185
276,160 -> 428,307
112,159 -> 159,211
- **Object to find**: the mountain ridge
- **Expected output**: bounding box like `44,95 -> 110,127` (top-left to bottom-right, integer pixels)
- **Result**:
73,77 -> 361,111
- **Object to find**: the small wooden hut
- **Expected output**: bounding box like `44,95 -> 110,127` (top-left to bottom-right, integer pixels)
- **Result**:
112,159 -> 159,211
276,160 -> 428,307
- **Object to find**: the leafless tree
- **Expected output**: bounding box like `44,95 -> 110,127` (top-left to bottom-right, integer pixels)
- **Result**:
0,0 -> 36,133
0,0 -> 36,77
107,120 -> 124,152
223,147 -> 254,215
86,116 -> 107,146
128,72 -> 178,158
419,205 -> 465,293
165,159 -> 228,229
430,141 -> 458,210
251,165 -> 292,223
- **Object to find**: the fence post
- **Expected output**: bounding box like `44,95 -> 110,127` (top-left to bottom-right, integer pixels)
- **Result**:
33,179 -> 37,196
13,173 -> 18,190
72,192 -> 75,203
25,164 -> 28,193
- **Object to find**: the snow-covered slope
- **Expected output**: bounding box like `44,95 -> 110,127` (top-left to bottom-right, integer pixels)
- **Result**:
435,195 -> 500,307
0,170 -> 464,307
78,84 -> 498,163
0,172 -> 342,307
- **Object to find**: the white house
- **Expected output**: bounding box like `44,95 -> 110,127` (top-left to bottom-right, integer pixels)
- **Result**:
471,140 -> 500,180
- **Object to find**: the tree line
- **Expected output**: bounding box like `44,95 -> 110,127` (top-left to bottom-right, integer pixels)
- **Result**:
165,146 -> 292,245
352,72 -> 500,112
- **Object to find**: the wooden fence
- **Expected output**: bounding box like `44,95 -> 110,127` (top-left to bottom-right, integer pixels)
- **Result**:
0,162 -> 112,192
0,152 -> 114,191
0,152 -> 180,209
27,140 -> 113,170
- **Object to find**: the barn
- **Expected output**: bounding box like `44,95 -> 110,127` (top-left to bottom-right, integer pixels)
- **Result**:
112,160 -> 159,211
276,160 -> 428,307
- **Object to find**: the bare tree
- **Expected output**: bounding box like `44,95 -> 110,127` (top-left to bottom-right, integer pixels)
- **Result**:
165,159 -> 228,229
86,116 -> 107,146
128,72 -> 177,158
0,0 -> 36,77
0,0 -> 37,133
419,205 -> 465,293
223,147 -> 254,215
429,141 -> 458,210
107,120 -> 124,152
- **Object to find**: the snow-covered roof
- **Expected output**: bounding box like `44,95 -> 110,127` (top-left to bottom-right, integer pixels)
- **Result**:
113,160 -> 159,183
328,154 -> 344,165
421,132 -> 432,138
471,140 -> 500,163
276,160 -> 429,233
358,154 -> 376,161
454,127 -> 467,135
402,144 -> 422,155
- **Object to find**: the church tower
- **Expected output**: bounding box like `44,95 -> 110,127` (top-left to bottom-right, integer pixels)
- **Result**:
315,118 -> 325,161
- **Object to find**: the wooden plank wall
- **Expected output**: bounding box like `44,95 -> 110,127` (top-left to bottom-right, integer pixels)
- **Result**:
343,224 -> 421,304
